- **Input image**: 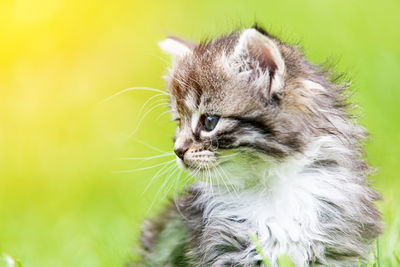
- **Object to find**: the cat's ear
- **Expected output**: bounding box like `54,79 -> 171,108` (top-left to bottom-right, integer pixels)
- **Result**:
234,28 -> 285,99
158,36 -> 195,58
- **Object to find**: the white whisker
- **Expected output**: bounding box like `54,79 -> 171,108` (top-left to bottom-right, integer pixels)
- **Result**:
126,101 -> 169,139
156,110 -> 172,121
217,151 -> 242,158
115,159 -> 176,173
118,153 -> 174,161
147,166 -> 180,214
142,160 -> 176,194
136,93 -> 168,122
206,165 -> 213,195
165,167 -> 181,195
99,86 -> 169,104
217,165 -> 239,197
145,164 -> 179,215
213,163 -> 229,195
131,138 -> 168,154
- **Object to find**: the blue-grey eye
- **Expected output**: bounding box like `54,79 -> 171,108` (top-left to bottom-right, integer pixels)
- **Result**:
204,115 -> 220,131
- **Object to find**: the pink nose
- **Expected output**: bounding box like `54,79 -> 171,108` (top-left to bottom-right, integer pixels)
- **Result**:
174,147 -> 188,160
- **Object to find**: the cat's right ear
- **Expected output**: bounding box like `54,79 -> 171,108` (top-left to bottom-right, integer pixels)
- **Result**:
158,36 -> 195,58
233,28 -> 286,99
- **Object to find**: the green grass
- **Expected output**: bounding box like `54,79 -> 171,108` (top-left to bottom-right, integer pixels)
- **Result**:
1,0 -> 400,266
249,236 -> 394,266
1,254 -> 22,267
250,232 -> 271,266
249,234 -> 390,266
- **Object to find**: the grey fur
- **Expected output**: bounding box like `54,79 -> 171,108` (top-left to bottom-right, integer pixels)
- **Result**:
138,27 -> 382,267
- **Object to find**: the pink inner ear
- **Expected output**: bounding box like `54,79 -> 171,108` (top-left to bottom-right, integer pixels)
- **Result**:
261,45 -> 278,99
248,40 -> 278,99
168,36 -> 197,50
258,46 -> 278,79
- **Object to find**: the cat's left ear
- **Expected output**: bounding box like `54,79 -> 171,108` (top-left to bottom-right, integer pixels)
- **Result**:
158,36 -> 196,58
234,28 -> 286,99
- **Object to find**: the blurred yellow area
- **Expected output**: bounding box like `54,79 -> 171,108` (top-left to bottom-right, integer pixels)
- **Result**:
0,0 -> 399,266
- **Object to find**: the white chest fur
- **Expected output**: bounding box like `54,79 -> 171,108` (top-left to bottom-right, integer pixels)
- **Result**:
192,159 -> 369,266
195,176 -> 323,266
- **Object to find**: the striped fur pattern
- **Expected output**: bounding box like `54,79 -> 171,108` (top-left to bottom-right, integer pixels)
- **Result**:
139,27 -> 382,266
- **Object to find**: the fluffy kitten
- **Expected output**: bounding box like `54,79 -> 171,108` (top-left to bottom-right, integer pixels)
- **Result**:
137,26 -> 382,267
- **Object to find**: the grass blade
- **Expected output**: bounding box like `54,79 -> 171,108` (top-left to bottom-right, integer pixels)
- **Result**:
249,232 -> 271,267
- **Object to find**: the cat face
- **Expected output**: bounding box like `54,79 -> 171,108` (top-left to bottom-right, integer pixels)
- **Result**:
159,27 -> 346,178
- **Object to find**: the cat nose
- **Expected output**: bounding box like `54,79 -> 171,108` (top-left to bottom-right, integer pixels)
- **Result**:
174,146 -> 188,160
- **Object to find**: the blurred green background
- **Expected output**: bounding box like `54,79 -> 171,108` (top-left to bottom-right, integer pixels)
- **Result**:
0,0 -> 399,266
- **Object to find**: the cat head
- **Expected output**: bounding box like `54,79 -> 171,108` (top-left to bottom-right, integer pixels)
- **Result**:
159,27 -> 353,184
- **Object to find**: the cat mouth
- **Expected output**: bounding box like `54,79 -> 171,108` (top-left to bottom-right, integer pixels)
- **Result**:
183,159 -> 232,174
182,159 -> 224,174
184,162 -> 217,171
180,150 -> 242,173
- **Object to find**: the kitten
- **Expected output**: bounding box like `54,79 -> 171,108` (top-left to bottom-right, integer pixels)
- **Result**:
137,26 -> 382,267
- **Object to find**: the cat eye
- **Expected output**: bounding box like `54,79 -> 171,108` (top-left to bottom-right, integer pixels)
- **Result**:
203,115 -> 220,131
